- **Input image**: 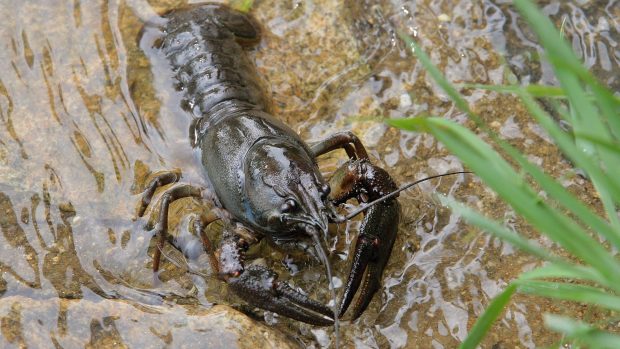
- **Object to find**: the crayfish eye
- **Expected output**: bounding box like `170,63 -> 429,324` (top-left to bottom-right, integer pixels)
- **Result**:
320,184 -> 331,199
280,199 -> 297,213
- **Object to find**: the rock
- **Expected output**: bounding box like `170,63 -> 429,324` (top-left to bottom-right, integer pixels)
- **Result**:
0,296 -> 299,349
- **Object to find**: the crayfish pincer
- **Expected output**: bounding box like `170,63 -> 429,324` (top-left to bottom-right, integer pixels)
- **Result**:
137,3 -> 400,326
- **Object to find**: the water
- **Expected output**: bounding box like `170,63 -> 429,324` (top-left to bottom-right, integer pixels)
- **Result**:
0,0 -> 617,348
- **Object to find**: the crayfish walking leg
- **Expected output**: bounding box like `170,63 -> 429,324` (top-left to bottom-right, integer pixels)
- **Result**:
310,131 -> 369,160
137,170 -> 217,272
137,171 -> 335,325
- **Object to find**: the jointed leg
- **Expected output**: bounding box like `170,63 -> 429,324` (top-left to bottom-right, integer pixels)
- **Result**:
193,213 -> 221,275
137,170 -> 181,217
138,170 -> 228,273
310,131 -> 369,160
146,184 -> 204,272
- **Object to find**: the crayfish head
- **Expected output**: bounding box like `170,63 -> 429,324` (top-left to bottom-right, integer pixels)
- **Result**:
243,138 -> 336,240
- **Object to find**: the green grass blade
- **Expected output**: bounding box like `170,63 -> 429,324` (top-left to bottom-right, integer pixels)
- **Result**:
229,0 -> 254,12
494,130 -> 620,250
514,0 -> 620,211
574,132 -> 620,154
596,181 -> 620,234
444,196 -> 616,290
516,280 -> 620,312
518,264 -> 610,289
517,91 -> 620,210
397,32 -> 472,115
439,196 -> 562,262
393,116 -> 620,284
464,83 -> 620,104
557,71 -> 602,155
533,95 -> 620,232
524,85 -> 567,98
545,315 -> 620,349
515,0 -> 620,142
398,32 -> 620,234
560,76 -> 620,202
460,269 -> 617,349
513,0 -> 589,80
590,83 -> 620,140
400,28 -> 620,207
395,5 -> 620,345
459,284 -> 518,349
462,84 -> 566,98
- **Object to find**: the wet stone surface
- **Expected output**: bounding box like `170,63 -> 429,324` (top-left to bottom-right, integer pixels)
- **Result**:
0,0 -> 618,348
0,296 -> 299,348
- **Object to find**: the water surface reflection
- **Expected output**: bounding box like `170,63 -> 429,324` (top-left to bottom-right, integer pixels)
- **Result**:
0,0 -> 617,348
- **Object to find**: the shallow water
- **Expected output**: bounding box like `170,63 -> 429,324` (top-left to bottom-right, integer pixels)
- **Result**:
0,0 -> 618,348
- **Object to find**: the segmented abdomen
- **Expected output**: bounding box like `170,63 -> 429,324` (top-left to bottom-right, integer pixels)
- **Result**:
159,5 -> 265,116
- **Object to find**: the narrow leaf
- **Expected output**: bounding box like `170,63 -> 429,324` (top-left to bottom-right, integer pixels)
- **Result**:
414,117 -> 620,284
518,263 -> 610,289
516,280 -> 620,312
460,284 -> 518,349
440,196 -> 561,263
545,315 -> 620,349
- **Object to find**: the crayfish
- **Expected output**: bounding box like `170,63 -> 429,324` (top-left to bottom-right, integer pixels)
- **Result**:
137,3 -> 403,327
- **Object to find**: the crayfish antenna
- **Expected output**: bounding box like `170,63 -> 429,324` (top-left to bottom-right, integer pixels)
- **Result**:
310,229 -> 340,349
342,171 -> 473,221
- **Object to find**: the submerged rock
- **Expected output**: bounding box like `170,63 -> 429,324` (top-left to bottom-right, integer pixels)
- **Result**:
0,296 -> 299,349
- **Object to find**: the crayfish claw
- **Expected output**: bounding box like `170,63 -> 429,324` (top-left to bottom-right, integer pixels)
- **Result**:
338,234 -> 375,318
228,265 -> 334,326
328,159 -> 401,320
339,200 -> 400,319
